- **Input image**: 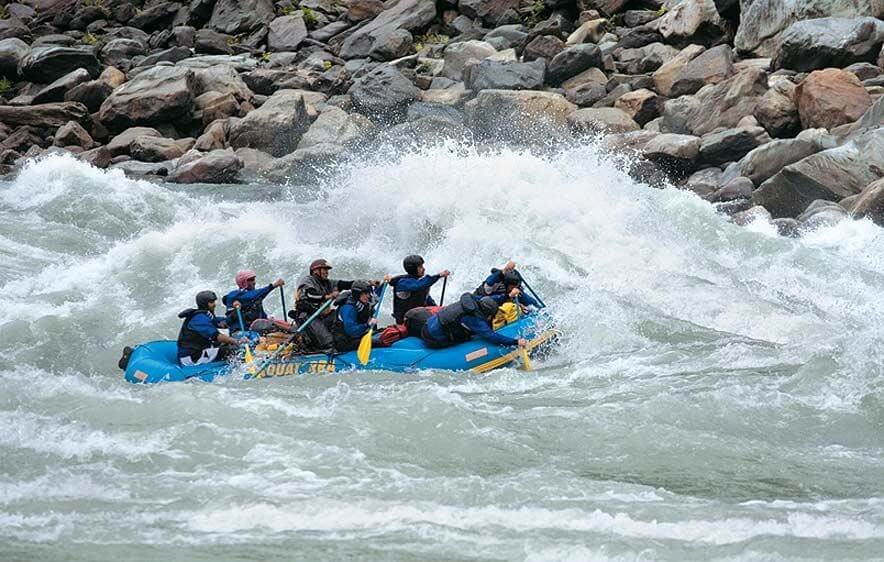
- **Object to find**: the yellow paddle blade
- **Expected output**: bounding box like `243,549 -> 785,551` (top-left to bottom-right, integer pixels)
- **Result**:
244,344 -> 254,364
357,328 -> 374,365
519,346 -> 533,371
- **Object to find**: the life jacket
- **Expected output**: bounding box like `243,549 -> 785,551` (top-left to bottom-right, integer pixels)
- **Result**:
176,308 -> 217,361
332,294 -> 373,350
223,291 -> 267,331
295,274 -> 334,314
403,306 -> 441,338
390,274 -> 432,324
434,293 -> 479,343
492,302 -> 520,330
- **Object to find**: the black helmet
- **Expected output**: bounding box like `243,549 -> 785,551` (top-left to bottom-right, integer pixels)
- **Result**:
477,296 -> 499,318
195,290 -> 217,310
503,270 -> 521,287
350,280 -> 371,298
403,254 -> 424,276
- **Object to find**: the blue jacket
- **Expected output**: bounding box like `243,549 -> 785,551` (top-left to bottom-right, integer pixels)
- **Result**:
480,270 -> 541,308
176,309 -> 226,359
338,302 -> 371,338
425,312 -> 518,347
223,284 -> 275,330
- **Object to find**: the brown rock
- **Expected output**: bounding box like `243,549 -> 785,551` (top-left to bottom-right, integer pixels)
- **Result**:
98,66 -> 196,131
568,107 -> 640,133
668,44 -> 733,97
613,88 -> 660,126
130,136 -> 186,163
168,149 -> 243,183
642,133 -> 701,171
795,68 -> 872,131
566,19 -> 608,46
755,76 -> 800,138
348,0 -> 385,22
523,35 -> 565,62
194,120 -> 229,151
107,127 -> 163,157
851,177 -> 884,224
0,102 -> 90,128
652,44 -> 705,96
194,92 -> 240,126
53,121 -> 94,149
78,145 -> 112,169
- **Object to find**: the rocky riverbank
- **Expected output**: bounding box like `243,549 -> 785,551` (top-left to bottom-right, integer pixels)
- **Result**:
1,0 -> 884,234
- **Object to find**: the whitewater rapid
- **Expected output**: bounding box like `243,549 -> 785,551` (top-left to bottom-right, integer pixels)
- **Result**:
1,145 -> 882,561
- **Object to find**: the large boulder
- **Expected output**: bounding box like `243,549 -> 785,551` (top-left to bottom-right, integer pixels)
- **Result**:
796,199 -> 849,229
756,76 -> 800,138
168,149 -> 243,183
771,17 -> 884,72
268,14 -> 309,52
194,92 -> 240,126
0,102 -> 89,128
613,89 -> 660,126
851,177 -> 884,224
298,107 -> 374,149
107,127 -> 162,156
17,46 -> 100,83
374,116 -> 468,146
98,66 -> 196,131
738,138 -> 821,185
547,44 -> 603,86
100,38 -> 148,71
259,142 -> 346,184
228,90 -> 311,156
654,0 -> 733,47
192,65 -> 254,103
523,35 -> 565,62
652,44 -> 706,96
735,0 -> 884,57
347,65 -> 420,124
568,107 -> 640,133
339,0 -> 437,60
642,133 -> 702,172
668,44 -> 734,97
464,59 -> 546,91
661,67 -> 768,136
130,136 -> 187,163
795,68 -> 871,130
442,40 -> 498,80
32,68 -> 91,104
209,0 -> 275,35
0,38 -> 28,78
752,127 -> 884,217
464,89 -> 576,143
53,121 -> 94,149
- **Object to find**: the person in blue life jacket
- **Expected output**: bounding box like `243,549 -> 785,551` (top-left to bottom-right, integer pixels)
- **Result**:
222,269 -> 285,332
331,280 -> 386,352
389,254 -> 450,324
474,260 -> 541,309
420,292 -> 528,350
177,290 -> 247,366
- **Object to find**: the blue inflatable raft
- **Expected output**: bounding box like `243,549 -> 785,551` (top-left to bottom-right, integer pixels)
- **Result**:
124,314 -> 557,384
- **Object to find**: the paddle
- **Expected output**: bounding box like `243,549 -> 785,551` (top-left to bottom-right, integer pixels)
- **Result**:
250,298 -> 334,376
235,306 -> 255,369
279,285 -> 287,320
514,295 -> 532,371
516,271 -> 546,309
357,282 -> 388,366
439,276 -> 447,306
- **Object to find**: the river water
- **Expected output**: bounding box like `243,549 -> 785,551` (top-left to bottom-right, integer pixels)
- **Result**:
1,146 -> 882,561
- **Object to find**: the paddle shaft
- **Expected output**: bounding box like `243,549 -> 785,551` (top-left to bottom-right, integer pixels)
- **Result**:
514,295 -> 532,371
516,271 -> 546,308
251,298 -> 334,375
235,307 -> 246,332
279,286 -> 287,319
439,277 -> 447,306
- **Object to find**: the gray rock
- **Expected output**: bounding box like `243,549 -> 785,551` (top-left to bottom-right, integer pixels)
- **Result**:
339,0 -> 436,60
771,17 -> 884,72
192,65 -> 254,103
615,27 -> 664,50
17,46 -> 100,83
100,38 -> 148,71
464,89 -> 576,143
738,138 -> 820,185
228,90 -> 311,156
374,116 -> 468,146
459,0 -> 519,27
194,120 -> 229,151
613,88 -> 660,126
732,205 -> 773,226
107,127 -> 163,157
655,0 -> 733,47
661,67 -> 768,136
846,61 -> 881,80
137,46 -> 193,68
209,0 -> 276,35
0,38 -> 28,78
260,142 -> 346,183
0,102 -> 89,128
566,82 -> 608,106
685,167 -> 724,196
194,29 -> 233,55
642,133 -> 702,172
523,35 -> 565,62
699,126 -> 769,167
348,64 -> 420,124
0,16 -> 30,42
109,160 -> 171,178
268,14 -> 309,52
442,40 -> 497,80
298,107 -> 374,149
755,76 -> 800,138
406,102 -> 463,123
129,1 -> 179,32
569,107 -> 641,134
464,59 -> 546,91
547,44 -> 603,86
617,42 -> 677,75
707,176 -> 754,203
796,199 -> 849,229
483,25 -> 529,52
752,127 -> 884,217
32,68 -> 91,105
669,44 -> 734,97
53,121 -> 94,150
652,43 -> 706,97
99,66 -> 196,131
735,0 -> 884,57
130,136 -> 187,163
168,149 -> 243,183
194,92 -> 240,126
64,79 -> 114,113
772,217 -> 800,237
77,145 -> 112,169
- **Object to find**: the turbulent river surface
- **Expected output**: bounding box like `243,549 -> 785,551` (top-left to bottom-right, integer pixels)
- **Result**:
1,145 -> 883,561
